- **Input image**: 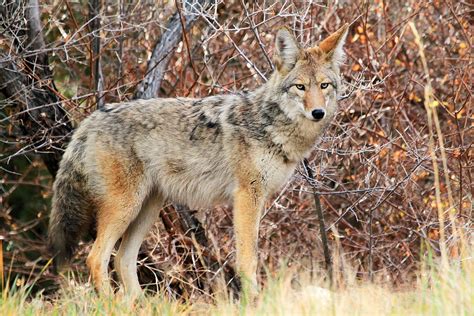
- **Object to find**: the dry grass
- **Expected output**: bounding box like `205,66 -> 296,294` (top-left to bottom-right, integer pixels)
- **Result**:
1,248 -> 472,316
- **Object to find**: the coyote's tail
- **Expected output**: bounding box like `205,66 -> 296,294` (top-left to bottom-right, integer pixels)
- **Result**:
48,153 -> 94,269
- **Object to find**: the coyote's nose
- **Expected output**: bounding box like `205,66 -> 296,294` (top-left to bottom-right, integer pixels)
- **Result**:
311,109 -> 325,120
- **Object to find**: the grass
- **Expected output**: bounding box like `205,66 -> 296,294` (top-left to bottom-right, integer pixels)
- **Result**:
1,250 -> 472,316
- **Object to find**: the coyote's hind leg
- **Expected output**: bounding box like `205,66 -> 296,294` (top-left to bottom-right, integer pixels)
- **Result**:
115,194 -> 163,297
86,150 -> 146,295
86,197 -> 143,295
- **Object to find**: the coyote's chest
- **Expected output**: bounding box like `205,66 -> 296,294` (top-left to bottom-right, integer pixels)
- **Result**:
254,148 -> 298,195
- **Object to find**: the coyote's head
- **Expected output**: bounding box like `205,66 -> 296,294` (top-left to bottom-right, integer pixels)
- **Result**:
272,24 -> 349,122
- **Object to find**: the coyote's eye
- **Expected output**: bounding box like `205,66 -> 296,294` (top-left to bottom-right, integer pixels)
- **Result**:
320,83 -> 330,89
295,84 -> 305,91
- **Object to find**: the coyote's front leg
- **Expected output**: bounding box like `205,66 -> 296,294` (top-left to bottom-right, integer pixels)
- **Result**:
233,179 -> 264,300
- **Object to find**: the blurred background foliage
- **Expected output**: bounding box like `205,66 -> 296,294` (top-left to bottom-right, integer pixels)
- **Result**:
0,0 -> 471,298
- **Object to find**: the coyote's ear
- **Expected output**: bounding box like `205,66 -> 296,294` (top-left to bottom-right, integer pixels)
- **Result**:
319,23 -> 349,67
274,27 -> 301,74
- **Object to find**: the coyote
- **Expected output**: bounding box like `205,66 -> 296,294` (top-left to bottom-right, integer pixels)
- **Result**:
48,24 -> 348,298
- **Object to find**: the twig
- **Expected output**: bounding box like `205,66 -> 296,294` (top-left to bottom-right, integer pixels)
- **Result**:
303,158 -> 333,286
89,0 -> 104,109
240,0 -> 274,70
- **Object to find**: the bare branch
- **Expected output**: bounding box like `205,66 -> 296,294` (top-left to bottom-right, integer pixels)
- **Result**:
89,0 -> 104,109
135,0 -> 213,99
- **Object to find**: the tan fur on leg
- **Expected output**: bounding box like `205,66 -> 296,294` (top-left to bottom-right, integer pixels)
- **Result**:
87,198 -> 140,295
115,194 -> 163,297
86,150 -> 146,295
233,178 -> 264,299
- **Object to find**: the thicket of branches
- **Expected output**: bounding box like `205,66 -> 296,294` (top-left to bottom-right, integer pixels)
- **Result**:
0,0 -> 471,300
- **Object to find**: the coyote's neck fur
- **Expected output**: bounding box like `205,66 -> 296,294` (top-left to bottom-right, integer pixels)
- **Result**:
224,74 -> 335,164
